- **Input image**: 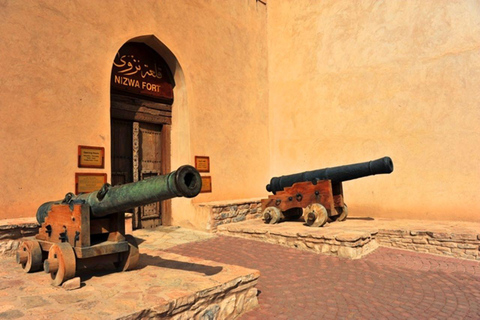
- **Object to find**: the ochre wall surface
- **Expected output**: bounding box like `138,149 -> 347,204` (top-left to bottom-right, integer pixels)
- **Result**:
0,0 -> 269,229
268,0 -> 480,222
1,0 -> 478,229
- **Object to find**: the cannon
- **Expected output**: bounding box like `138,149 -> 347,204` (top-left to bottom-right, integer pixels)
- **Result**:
16,165 -> 202,286
261,157 -> 393,227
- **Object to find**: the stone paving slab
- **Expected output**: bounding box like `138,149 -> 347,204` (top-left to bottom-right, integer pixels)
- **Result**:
167,235 -> 480,320
0,228 -> 258,320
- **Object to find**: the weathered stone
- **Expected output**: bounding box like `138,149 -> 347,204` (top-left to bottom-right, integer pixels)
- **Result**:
426,232 -> 452,239
62,277 -> 81,291
412,238 -> 428,244
436,246 -> 451,252
451,233 -> 478,241
218,295 -> 236,319
238,209 -> 249,215
457,243 -> 479,249
441,242 -> 457,248
465,249 -> 479,256
335,232 -> 364,242
200,305 -> 220,320
338,246 -> 358,259
232,216 -> 246,223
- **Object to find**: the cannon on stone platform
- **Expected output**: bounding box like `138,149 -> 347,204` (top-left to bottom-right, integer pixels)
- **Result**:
16,165 -> 202,285
261,157 -> 393,227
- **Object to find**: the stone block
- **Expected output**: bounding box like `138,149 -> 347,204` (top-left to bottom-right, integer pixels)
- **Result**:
232,216 -> 246,223
426,232 -> 452,239
412,238 -> 428,244
436,246 -> 451,252
457,243 -> 479,249
335,232 -> 364,242
62,277 -> 81,291
338,246 -> 358,259
451,233 -> 478,241
440,242 -> 457,248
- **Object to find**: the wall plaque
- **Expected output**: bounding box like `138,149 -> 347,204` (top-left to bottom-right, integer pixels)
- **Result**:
75,173 -> 107,194
78,146 -> 105,168
195,156 -> 210,173
200,176 -> 212,193
111,42 -> 175,103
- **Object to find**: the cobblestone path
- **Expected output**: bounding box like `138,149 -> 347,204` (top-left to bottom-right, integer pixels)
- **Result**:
167,236 -> 480,320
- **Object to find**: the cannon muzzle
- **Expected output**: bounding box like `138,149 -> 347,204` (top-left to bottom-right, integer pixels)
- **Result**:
36,165 -> 202,224
266,156 -> 394,193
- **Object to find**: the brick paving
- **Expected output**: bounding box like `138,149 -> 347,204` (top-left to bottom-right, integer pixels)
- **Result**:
167,235 -> 480,320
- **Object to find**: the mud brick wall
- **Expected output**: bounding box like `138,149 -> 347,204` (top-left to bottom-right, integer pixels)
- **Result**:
0,222 -> 39,256
377,230 -> 480,261
202,200 -> 263,232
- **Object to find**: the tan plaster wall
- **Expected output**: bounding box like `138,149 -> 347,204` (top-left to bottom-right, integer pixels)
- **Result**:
0,0 -> 269,229
268,0 -> 480,222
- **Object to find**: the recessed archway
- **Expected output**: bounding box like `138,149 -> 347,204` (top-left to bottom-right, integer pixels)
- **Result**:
109,36 -> 187,229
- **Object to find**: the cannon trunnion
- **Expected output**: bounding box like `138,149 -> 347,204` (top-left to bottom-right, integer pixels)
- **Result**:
16,165 -> 202,286
261,157 -> 393,227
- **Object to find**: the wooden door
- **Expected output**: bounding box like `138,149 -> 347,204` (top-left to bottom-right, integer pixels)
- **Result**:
110,119 -> 163,229
111,119 -> 133,186
138,122 -> 163,228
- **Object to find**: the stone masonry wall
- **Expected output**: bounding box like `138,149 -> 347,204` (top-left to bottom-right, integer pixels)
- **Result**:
0,221 -> 39,256
205,200 -> 263,232
377,230 -> 480,261
122,276 -> 259,320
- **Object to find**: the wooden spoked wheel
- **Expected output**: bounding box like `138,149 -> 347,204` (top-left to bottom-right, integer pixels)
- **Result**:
303,203 -> 328,227
16,240 -> 43,273
116,235 -> 140,271
44,243 -> 76,286
335,204 -> 349,222
262,206 -> 283,224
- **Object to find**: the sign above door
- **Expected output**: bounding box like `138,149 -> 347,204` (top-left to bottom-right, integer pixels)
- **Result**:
111,42 -> 175,103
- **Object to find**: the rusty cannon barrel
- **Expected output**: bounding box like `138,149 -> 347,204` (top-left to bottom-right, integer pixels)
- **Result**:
266,156 -> 394,194
36,165 -> 202,224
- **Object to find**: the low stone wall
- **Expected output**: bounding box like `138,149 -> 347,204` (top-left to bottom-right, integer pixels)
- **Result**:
377,229 -> 480,261
124,279 -> 259,320
218,221 -> 379,259
197,199 -> 263,232
0,219 -> 39,256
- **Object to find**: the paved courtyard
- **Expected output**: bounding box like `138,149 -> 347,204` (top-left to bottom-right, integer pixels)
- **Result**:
168,235 -> 480,320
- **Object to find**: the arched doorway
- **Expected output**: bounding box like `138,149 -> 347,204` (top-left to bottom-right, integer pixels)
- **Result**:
110,41 -> 175,229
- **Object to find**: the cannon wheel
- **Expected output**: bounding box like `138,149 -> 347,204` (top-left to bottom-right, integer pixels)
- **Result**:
45,243 -> 76,286
303,203 -> 328,227
16,240 -> 43,273
116,235 -> 139,271
335,204 -> 349,222
262,206 -> 283,224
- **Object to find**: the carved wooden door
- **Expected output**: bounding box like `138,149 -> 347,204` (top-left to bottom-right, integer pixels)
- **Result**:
137,122 -> 163,228
111,119 -> 163,229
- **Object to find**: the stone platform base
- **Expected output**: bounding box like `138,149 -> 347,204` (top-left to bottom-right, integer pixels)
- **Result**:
218,219 -> 379,259
0,243 -> 259,319
218,218 -> 480,261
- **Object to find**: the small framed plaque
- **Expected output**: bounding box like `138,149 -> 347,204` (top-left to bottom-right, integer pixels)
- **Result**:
200,176 -> 212,193
78,146 -> 105,168
75,173 -> 107,194
195,156 -> 210,173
